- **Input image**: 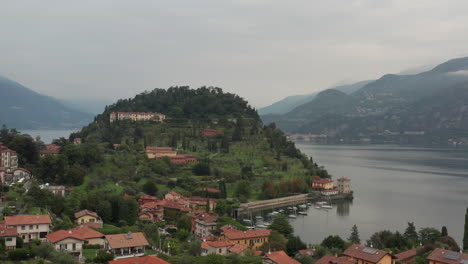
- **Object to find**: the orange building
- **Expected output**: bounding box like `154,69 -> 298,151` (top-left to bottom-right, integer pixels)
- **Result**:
312,177 -> 334,190
343,244 -> 395,264
222,228 -> 271,250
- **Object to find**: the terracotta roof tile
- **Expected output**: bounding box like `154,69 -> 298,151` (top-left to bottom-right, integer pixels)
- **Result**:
69,226 -> 104,239
105,232 -> 149,249
316,255 -> 355,264
74,209 -> 99,219
224,229 -> 271,240
427,248 -> 468,264
46,230 -> 85,243
299,248 -> 316,256
0,221 -> 17,237
228,243 -> 249,254
343,244 -> 390,263
395,248 -> 418,261
108,256 -> 171,264
264,250 -> 301,264
5,215 -> 52,226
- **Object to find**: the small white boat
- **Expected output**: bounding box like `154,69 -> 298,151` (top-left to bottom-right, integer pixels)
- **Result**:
298,211 -> 307,215
243,219 -> 253,225
287,207 -> 293,210
298,204 -> 307,209
288,214 -> 297,218
307,203 -> 313,206
256,224 -> 267,229
271,211 -> 279,215
247,226 -> 255,230
278,209 -> 285,213
255,216 -> 263,220
321,205 -> 333,209
315,206 -> 322,209
292,206 -> 298,211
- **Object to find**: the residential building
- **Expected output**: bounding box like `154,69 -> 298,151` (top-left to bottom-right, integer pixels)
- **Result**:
227,243 -> 250,256
194,213 -> 218,238
46,230 -> 84,259
263,250 -> 301,264
46,185 -> 67,197
186,209 -> 206,234
40,144 -> 61,156
138,195 -> 158,206
0,221 -> 17,250
105,232 -> 149,260
0,144 -> 18,173
394,248 -> 419,264
337,178 -> 351,194
312,177 -> 334,190
146,147 -> 177,159
343,244 -> 395,264
201,129 -> 224,136
298,248 -> 316,257
169,154 -> 197,164
222,228 -> 271,250
110,112 -> 165,123
201,240 -> 236,256
69,225 -> 105,246
316,254 -> 355,264
427,248 -> 468,264
73,138 -> 82,145
108,256 -> 171,264
4,214 -> 51,243
74,209 -> 103,228
165,191 -> 183,201
2,168 -> 30,185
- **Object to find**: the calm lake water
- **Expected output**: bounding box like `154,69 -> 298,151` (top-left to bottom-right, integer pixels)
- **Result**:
292,143 -> 468,246
19,129 -> 77,144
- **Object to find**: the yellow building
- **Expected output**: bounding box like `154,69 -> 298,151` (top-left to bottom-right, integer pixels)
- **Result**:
222,228 -> 271,250
312,177 -> 334,190
343,244 -> 395,264
74,210 -> 103,227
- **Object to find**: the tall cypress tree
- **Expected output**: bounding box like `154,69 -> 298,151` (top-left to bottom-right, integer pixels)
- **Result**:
348,224 -> 361,244
463,207 -> 468,250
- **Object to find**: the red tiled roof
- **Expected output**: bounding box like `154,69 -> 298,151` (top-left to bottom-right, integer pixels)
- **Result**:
201,187 -> 222,193
69,226 -> 104,239
228,243 -> 249,254
427,248 -> 468,264
5,215 -> 52,226
264,250 -> 301,264
14,168 -> 31,174
74,209 -> 99,219
46,230 -> 85,243
343,244 -> 390,263
224,229 -> 271,240
313,178 -> 334,184
316,254 -> 355,264
205,240 -> 235,248
82,222 -> 103,229
41,144 -> 61,154
108,256 -> 171,264
395,248 -> 418,261
0,221 -> 17,237
337,177 -> 351,181
105,232 -> 149,249
299,248 -> 316,256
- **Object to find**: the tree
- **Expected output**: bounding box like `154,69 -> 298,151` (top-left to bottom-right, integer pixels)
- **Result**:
270,215 -> 293,237
215,199 -> 228,215
234,180 -> 251,201
404,222 -> 419,243
321,235 -> 345,250
259,230 -> 288,252
177,215 -> 192,231
192,162 -> 211,176
142,181 -> 158,196
419,227 -> 441,245
441,226 -> 448,237
348,224 -> 361,244
200,254 -> 227,264
464,207 -> 468,250
286,235 -> 307,256
93,250 -> 114,263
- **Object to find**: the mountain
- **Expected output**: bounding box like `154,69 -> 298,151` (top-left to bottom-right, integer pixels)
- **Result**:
258,80 -> 373,115
0,76 -> 93,129
263,56 -> 468,146
58,98 -> 114,115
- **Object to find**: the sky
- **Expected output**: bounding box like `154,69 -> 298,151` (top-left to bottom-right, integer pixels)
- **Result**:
1,1 -> 468,108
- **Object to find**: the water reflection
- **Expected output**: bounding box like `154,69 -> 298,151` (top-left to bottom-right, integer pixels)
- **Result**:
336,200 -> 352,217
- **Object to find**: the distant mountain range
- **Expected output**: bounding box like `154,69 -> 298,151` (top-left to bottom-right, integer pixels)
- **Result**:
0,76 -> 93,129
261,57 -> 468,146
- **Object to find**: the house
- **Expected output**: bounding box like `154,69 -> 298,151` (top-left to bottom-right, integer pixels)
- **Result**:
394,248 -> 419,264
312,177 -> 334,190
146,147 -> 177,159
138,195 -> 158,206
105,232 -> 149,260
186,209 -> 206,234
13,168 -> 31,179
188,196 -> 217,211
263,250 -> 301,264
108,256 -> 171,264
337,178 -> 351,194
4,214 -> 52,243
201,129 -> 224,136
343,244 -> 395,264
427,248 -> 468,264
46,185 -> 67,197
227,243 -> 250,256
69,225 -> 105,246
110,112 -> 165,123
0,221 -> 17,250
222,228 -> 271,250
298,248 -> 316,257
194,213 -> 218,238
74,209 -> 103,228
169,154 -> 197,164
165,191 -> 183,201
201,240 -> 236,256
0,144 -> 18,173
73,138 -> 82,145
138,201 -> 164,222
46,230 -> 85,259
316,254 -> 355,264
40,144 -> 61,156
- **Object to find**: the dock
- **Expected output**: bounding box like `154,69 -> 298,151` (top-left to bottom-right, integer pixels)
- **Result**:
234,193 -> 315,217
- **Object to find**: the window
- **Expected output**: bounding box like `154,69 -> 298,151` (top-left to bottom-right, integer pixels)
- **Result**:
29,225 -> 33,230
219,249 -> 222,253
36,225 -> 38,229
21,226 -> 25,230
72,243 -> 76,251
6,238 -> 12,242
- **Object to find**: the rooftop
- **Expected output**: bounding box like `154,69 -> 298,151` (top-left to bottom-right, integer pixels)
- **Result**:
5,215 -> 52,226
395,248 -> 418,261
224,229 -> 271,240
105,232 -> 149,249
343,244 -> 390,263
46,230 -> 85,243
69,225 -> 104,239
264,250 -> 301,264
316,254 -> 355,264
74,209 -> 99,219
427,248 -> 468,264
108,256 -> 170,264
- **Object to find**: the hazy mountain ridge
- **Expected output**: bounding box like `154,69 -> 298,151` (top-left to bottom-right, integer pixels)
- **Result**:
0,76 -> 93,129
262,56 -> 468,145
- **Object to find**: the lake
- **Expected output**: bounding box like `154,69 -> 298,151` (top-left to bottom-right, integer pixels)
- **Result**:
291,143 -> 468,246
19,129 -> 77,144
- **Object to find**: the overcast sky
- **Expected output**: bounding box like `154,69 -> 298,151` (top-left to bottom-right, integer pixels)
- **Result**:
1,1 -> 468,108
